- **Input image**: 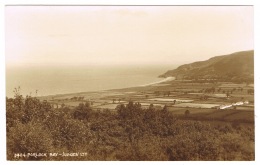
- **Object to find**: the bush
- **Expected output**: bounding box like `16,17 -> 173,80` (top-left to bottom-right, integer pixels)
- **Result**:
7,122 -> 53,160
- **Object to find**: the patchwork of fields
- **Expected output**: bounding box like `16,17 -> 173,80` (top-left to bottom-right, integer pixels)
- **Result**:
40,81 -> 254,123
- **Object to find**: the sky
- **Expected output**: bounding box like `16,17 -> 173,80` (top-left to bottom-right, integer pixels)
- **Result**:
5,6 -> 253,67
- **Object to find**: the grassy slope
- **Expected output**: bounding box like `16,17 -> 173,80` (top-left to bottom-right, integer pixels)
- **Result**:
160,50 -> 254,79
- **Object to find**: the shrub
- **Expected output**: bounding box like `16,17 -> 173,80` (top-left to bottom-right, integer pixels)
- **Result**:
7,122 -> 53,160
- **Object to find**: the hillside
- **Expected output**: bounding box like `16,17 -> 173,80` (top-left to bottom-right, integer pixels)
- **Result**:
159,50 -> 254,82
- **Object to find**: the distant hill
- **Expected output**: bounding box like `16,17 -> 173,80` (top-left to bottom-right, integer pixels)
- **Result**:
159,50 -> 254,82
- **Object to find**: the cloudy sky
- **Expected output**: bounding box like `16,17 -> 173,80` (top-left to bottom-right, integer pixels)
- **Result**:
5,6 -> 253,67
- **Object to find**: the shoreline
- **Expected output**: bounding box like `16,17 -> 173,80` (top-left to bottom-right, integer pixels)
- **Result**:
139,76 -> 175,87
36,77 -> 174,99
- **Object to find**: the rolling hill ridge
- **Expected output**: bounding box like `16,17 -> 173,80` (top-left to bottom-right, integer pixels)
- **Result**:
159,50 -> 254,82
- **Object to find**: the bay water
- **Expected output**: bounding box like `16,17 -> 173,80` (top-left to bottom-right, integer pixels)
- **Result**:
6,65 -> 173,97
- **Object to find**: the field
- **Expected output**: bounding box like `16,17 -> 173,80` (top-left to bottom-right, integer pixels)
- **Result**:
39,80 -> 254,125
173,103 -> 220,108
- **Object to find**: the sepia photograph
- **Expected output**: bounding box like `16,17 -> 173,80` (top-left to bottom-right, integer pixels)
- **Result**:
5,5 -> 254,161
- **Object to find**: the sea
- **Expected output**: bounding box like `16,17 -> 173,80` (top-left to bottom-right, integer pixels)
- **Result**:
6,65 -> 174,98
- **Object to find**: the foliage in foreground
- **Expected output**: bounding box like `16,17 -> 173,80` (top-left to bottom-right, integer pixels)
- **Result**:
6,93 -> 254,161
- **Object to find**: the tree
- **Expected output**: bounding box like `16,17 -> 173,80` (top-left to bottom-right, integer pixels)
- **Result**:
61,103 -> 65,108
7,122 -> 53,160
73,102 -> 92,120
149,104 -> 155,110
211,87 -> 215,93
247,89 -> 254,95
162,105 -> 168,111
155,91 -> 160,96
116,101 -> 145,159
185,110 -> 190,116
